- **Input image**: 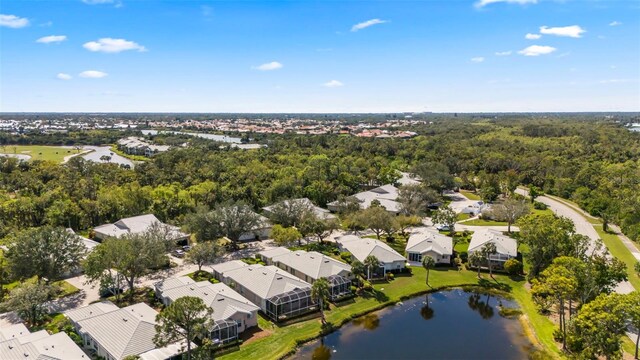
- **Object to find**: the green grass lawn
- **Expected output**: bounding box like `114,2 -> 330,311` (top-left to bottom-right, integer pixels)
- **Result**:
454,241 -> 469,253
2,277 -> 79,300
220,266 -> 560,360
462,218 -> 509,226
0,145 -> 79,163
363,234 -> 407,255
594,225 -> 640,291
460,190 -> 481,201
456,213 -> 471,221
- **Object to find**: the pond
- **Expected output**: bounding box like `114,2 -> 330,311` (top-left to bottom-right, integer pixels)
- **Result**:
295,289 -> 532,360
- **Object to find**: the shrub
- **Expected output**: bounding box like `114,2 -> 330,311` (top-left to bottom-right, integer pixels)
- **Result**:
349,285 -> 357,293
340,251 -> 352,263
458,251 -> 468,263
386,236 -> 395,243
533,201 -> 548,210
362,281 -> 372,291
504,259 -> 523,275
386,273 -> 394,280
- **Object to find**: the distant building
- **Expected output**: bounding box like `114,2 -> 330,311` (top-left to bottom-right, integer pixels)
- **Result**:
405,227 -> 453,265
117,137 -> 170,157
93,214 -> 190,244
327,184 -> 402,214
0,323 -> 87,360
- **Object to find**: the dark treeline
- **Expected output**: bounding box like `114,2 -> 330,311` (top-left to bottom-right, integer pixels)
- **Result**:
0,118 -> 638,243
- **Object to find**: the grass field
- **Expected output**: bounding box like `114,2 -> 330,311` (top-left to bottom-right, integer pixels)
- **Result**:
462,218 -> 509,226
460,190 -> 481,201
0,145 -> 80,163
594,225 -> 640,291
220,266 -> 559,360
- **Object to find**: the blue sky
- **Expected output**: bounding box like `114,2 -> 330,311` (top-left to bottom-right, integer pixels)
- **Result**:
1,0 -> 639,112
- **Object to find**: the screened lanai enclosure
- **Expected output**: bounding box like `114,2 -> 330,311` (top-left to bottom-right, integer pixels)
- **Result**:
210,319 -> 239,345
265,287 -> 316,321
327,275 -> 352,301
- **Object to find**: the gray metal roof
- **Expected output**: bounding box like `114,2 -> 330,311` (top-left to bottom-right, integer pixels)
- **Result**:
271,249 -> 351,280
258,247 -> 292,261
336,235 -> 406,264
223,264 -> 311,300
211,260 -> 248,276
262,198 -> 336,220
94,214 -> 189,240
64,301 -> 119,325
468,228 -> 518,257
0,328 -> 87,360
406,228 -> 453,256
153,276 -> 195,293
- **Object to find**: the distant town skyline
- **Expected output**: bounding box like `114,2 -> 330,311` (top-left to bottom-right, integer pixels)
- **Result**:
1,0 -> 639,113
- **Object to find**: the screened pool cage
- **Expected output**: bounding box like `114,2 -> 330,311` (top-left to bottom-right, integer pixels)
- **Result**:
210,319 -> 238,345
327,275 -> 352,301
265,287 -> 315,321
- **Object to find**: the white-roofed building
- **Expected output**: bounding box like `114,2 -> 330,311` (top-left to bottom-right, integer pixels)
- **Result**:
335,235 -> 406,276
0,324 -> 88,360
219,263 -> 316,321
66,228 -> 100,254
269,248 -> 353,300
405,228 -> 453,265
93,214 -> 190,244
258,247 -> 293,265
155,277 -> 259,344
468,229 -> 518,269
68,302 -> 185,360
211,260 -> 249,280
327,184 -> 402,214
238,212 -> 272,242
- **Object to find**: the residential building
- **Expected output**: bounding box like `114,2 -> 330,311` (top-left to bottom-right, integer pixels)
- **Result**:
211,260 -> 249,281
336,235 -> 406,276
218,263 -> 316,321
66,302 -> 185,360
0,323 -> 88,360
93,214 -> 190,244
468,229 -> 518,269
327,184 -> 402,214
238,212 -> 272,242
155,277 -> 260,344
262,198 -> 336,221
117,137 -> 170,157
268,248 -> 352,300
258,247 -> 294,265
405,228 -> 453,265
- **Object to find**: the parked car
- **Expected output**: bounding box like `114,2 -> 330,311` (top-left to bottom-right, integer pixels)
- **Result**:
172,249 -> 185,258
435,224 -> 450,231
99,286 -> 123,298
182,245 -> 192,251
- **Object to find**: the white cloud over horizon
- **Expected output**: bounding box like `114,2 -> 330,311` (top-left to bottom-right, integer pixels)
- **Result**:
351,19 -> 387,32
56,73 -> 72,80
253,61 -> 283,71
471,57 -> 485,63
323,80 -> 344,88
518,45 -> 557,56
0,14 -> 30,28
83,38 -> 146,53
475,0 -> 537,8
525,33 -> 541,40
36,35 -> 67,44
540,25 -> 586,38
79,70 -> 108,78
495,51 -> 512,56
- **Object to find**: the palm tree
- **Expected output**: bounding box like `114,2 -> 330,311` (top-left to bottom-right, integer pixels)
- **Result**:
364,255 -> 381,280
481,242 -> 498,278
469,251 -> 484,278
351,260 -> 366,288
311,278 -> 331,325
422,255 -> 436,286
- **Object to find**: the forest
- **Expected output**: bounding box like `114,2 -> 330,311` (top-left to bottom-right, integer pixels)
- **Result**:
0,117 -> 638,245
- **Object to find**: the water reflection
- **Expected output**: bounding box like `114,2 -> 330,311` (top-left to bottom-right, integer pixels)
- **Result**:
420,294 -> 434,321
467,292 -> 495,319
311,341 -> 331,360
351,313 -> 380,331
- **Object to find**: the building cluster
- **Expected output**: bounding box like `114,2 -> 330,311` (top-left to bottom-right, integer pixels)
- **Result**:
0,323 -> 87,359
116,137 -> 171,157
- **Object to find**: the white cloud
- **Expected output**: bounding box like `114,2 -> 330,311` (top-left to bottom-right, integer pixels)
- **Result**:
36,35 -> 67,44
495,51 -> 512,56
518,45 -> 557,56
525,33 -> 541,40
323,80 -> 344,88
83,38 -> 146,53
539,25 -> 586,38
471,57 -> 485,63
82,0 -> 115,4
79,70 -> 108,78
475,0 -> 537,8
609,21 -> 622,27
0,14 -> 30,28
351,19 -> 387,32
56,73 -> 72,80
252,61 -> 283,71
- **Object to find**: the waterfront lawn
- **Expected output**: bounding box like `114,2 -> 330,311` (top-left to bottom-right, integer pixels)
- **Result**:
0,145 -> 75,163
220,266 -> 560,360
594,225 -> 640,291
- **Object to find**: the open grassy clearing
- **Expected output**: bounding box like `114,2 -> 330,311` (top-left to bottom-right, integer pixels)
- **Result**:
460,190 -> 481,201
0,145 -> 81,163
594,225 -> 640,291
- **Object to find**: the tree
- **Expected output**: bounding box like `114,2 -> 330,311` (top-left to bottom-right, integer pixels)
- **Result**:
84,229 -> 169,301
1,282 -> 53,325
271,224 -> 302,247
422,255 -> 435,286
469,251 -> 484,278
311,278 -> 331,325
298,213 -> 338,243
396,215 -> 422,239
185,241 -> 223,272
489,198 -> 530,233
397,184 -> 439,216
183,207 -> 223,242
529,185 -> 542,204
360,206 -> 395,240
569,293 -> 628,359
635,261 -> 640,277
364,255 -> 381,280
154,296 -> 213,360
480,242 -> 497,278
351,260 -> 366,288
431,205 -> 456,236
211,202 -> 262,248
6,226 -> 86,283
503,258 -> 523,276
265,199 -> 314,227
411,162 -> 455,193
625,291 -> 640,360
